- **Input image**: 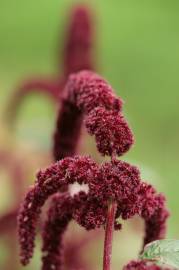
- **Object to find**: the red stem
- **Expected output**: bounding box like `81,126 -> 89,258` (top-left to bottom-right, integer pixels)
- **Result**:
103,200 -> 117,270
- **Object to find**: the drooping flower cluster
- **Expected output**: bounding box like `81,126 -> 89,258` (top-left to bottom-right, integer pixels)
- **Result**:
53,70 -> 132,160
18,155 -> 169,269
18,71 -> 169,270
6,4 -> 94,126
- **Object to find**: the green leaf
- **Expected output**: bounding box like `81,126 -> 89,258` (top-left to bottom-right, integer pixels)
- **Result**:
140,239 -> 179,268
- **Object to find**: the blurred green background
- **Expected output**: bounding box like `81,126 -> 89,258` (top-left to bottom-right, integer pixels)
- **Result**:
0,0 -> 179,269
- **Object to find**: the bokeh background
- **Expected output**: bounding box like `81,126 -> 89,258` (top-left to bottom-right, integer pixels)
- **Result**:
0,0 -> 179,269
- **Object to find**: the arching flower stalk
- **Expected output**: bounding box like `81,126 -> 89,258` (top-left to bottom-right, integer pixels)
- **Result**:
18,71 -> 169,270
6,4 -> 94,127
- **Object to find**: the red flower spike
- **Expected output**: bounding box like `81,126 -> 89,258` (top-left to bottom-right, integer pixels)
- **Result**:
53,71 -> 133,159
18,156 -> 97,265
63,5 -> 94,75
42,193 -> 73,270
123,260 -> 170,270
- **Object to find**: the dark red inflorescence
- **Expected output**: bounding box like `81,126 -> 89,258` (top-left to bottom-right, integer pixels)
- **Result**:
42,193 -> 73,270
17,65 -> 169,270
63,5 -> 94,75
123,260 -> 170,270
18,156 -> 97,265
18,156 -> 169,267
18,187 -> 48,265
53,71 -> 133,160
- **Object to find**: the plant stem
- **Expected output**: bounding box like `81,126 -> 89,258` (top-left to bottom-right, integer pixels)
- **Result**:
103,200 -> 117,270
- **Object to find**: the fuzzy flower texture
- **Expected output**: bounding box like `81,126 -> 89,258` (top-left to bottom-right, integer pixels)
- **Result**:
18,71 -> 169,270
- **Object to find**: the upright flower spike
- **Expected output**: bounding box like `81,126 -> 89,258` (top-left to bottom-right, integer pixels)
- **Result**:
6,4 -> 94,127
63,4 -> 94,75
53,71 -> 133,160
